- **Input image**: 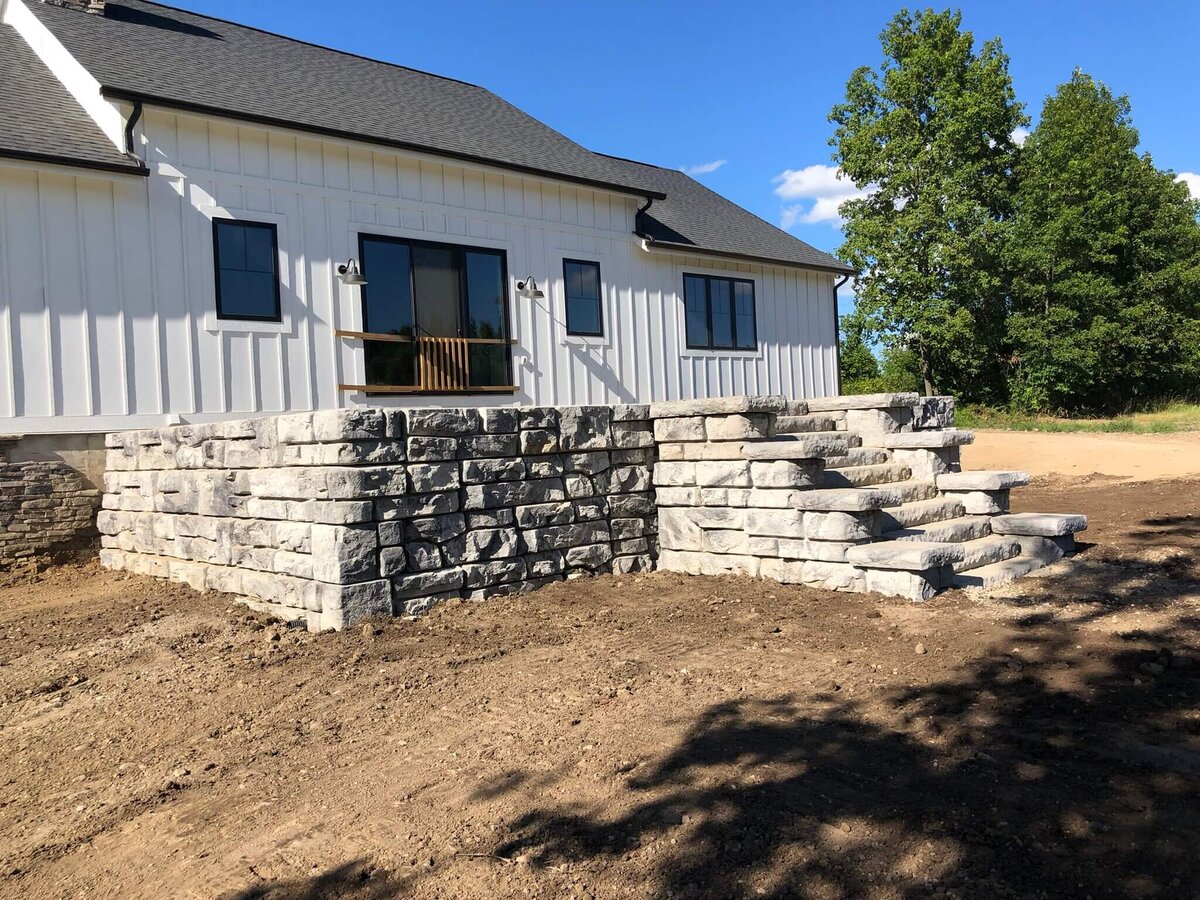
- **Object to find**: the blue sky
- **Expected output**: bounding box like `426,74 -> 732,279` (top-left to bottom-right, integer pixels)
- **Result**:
176,0 -> 1200,316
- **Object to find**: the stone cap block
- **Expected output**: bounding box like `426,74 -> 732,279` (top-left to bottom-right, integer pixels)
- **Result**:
806,392 -> 921,412
741,434 -> 853,460
936,470 -> 1029,491
880,429 -> 975,449
790,488 -> 890,512
989,513 -> 1088,537
648,395 -> 787,419
846,540 -> 965,570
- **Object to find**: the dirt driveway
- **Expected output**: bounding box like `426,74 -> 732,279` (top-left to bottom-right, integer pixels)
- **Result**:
965,429 -> 1200,481
1,478 -> 1199,899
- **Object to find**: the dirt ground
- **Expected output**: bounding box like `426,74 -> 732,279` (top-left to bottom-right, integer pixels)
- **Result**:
2,479 -> 1199,899
965,429 -> 1200,481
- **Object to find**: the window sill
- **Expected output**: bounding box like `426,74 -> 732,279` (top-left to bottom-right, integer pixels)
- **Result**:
559,333 -> 610,349
680,346 -> 763,360
204,313 -> 293,335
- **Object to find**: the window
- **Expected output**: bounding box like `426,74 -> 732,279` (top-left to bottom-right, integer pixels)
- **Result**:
683,273 -> 757,350
358,235 -> 511,390
212,219 -> 281,321
563,259 -> 603,336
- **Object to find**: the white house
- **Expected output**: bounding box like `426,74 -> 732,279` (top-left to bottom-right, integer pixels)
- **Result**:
0,0 -> 852,454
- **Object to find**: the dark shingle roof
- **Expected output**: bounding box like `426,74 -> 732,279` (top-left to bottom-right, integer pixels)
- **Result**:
0,25 -> 145,175
605,156 -> 852,273
22,0 -> 851,274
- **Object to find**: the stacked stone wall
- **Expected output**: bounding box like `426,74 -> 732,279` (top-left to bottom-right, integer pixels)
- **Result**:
98,405 -> 656,629
0,440 -> 100,567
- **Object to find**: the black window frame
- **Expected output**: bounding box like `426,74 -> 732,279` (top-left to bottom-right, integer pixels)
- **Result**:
562,258 -> 604,337
356,233 -> 514,390
683,273 -> 758,351
211,218 -> 283,323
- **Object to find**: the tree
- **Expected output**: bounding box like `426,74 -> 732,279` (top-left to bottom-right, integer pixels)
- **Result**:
838,314 -> 880,385
1005,71 -> 1200,413
830,8 -> 1025,399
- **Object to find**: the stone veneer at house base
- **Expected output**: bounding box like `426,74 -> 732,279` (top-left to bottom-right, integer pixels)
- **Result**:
97,393 -> 1088,628
1,437 -> 100,567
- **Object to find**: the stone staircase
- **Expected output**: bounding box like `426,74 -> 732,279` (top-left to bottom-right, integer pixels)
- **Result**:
654,392 -> 1087,602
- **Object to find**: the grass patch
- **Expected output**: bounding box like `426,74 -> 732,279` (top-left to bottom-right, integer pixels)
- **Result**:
957,402 -> 1200,434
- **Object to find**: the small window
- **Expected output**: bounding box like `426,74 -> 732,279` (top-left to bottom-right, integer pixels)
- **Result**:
563,259 -> 603,336
683,273 -> 756,350
212,219 -> 281,321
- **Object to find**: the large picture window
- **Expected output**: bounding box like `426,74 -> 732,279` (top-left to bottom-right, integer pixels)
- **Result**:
683,273 -> 756,351
563,259 -> 603,336
357,235 -> 512,391
212,219 -> 281,321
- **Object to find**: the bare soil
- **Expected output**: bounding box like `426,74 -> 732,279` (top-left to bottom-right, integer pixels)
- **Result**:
964,429 -> 1200,481
2,478 -> 1199,899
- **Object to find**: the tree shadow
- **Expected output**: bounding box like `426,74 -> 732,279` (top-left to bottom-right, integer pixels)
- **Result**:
221,859 -> 408,900
486,607 -> 1200,898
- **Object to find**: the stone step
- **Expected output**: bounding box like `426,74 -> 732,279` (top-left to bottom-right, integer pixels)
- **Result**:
823,447 -> 892,468
877,497 -> 965,532
820,463 -> 912,489
879,429 -> 975,449
882,515 -> 992,544
774,414 -> 839,434
936,470 -> 1030,491
989,513 -> 1088,537
875,480 -> 941,506
952,535 -> 1022,573
951,555 -> 1046,589
742,433 -> 859,460
846,539 -> 964,571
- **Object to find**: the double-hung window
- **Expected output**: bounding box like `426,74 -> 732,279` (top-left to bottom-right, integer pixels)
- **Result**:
212,219 -> 282,322
563,259 -> 603,336
683,273 -> 756,351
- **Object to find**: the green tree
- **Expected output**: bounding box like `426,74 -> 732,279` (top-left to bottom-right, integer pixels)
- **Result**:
839,314 -> 880,385
1005,71 -> 1200,413
830,8 -> 1025,399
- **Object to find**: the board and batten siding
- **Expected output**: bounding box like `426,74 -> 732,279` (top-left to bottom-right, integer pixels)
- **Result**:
0,108 -> 838,434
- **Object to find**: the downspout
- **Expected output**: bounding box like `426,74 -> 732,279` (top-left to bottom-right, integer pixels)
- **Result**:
123,99 -> 144,162
634,196 -> 655,250
833,273 -> 851,395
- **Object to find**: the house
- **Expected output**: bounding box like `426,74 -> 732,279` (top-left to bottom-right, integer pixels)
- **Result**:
0,0 -> 851,466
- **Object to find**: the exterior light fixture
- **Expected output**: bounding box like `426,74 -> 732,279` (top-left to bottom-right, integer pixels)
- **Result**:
337,259 -> 367,286
516,276 -> 544,300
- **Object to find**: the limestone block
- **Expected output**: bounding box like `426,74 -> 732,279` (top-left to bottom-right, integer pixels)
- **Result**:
275,413 -> 316,444
658,548 -> 761,577
380,546 -> 407,577
400,513 -> 468,545
745,508 -> 806,539
1014,534 -> 1073,562
846,406 -> 914,438
750,460 -> 822,489
771,538 -> 859,563
880,429 -> 973,449
467,509 -> 515,529
392,567 -> 465,599
705,414 -> 771,442
463,457 -> 526,484
696,460 -> 752,488
936,470 -> 1029,491
649,395 -> 787,418
406,408 -> 482,436
309,500 -> 374,524
168,559 -> 209,591
519,521 -> 611,553
564,452 -> 610,475
527,456 -> 564,478
520,428 -> 559,455
989,513 -> 1087,537
519,407 -> 560,430
612,448 -> 654,466
316,580 -> 393,628
462,558 -> 526,589
863,568 -> 942,602
463,478 -> 566,510
404,542 -> 443,571
273,550 -> 314,579
400,589 -> 463,617
460,433 -> 520,459
700,487 -> 752,508
614,537 -> 650,555
890,447 -> 959,480
600,465 -> 653,494
652,461 -> 696,486
806,393 -> 920,412
804,511 -> 876,542
952,535 -> 1022,572
525,551 -> 566,578
460,528 -> 519,561
653,416 -> 706,442
942,490 -> 1008,515
612,403 -> 650,422
560,406 -> 613,451
654,487 -> 699,507
741,434 -> 851,460
702,529 -> 751,555
376,492 -> 459,520
312,408 -> 386,441
611,422 -> 655,449
324,466 -> 408,499
688,507 -> 744,530
762,558 -> 867,592
614,554 -> 654,575
608,492 -> 655,517
845,540 -> 964,570
913,396 -> 956,429
565,542 -> 613,569
407,436 -> 458,461
565,475 -> 596,499
310,524 -> 378,584
516,502 -> 576,529
611,517 -> 647,539
789,488 -> 889,512
384,409 -> 407,440
481,407 -> 520,434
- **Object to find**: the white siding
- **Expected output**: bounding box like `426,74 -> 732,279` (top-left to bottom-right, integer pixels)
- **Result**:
0,110 -> 838,433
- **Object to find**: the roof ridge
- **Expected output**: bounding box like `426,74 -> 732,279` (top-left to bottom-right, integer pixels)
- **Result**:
592,151 -> 677,173
126,0 -> 489,93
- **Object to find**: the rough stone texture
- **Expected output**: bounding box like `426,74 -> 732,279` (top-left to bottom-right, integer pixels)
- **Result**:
989,513 -> 1088,537
936,470 -> 1031,491
649,395 -> 788,419
845,540 -> 965,570
880,430 -> 974,449
912,396 -> 956,430
0,439 -> 100,568
806,393 -> 921,412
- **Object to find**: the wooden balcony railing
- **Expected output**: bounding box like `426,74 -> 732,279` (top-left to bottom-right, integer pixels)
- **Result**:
335,330 -> 516,394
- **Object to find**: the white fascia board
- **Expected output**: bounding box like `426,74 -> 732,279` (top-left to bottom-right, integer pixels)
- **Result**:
3,0 -> 126,152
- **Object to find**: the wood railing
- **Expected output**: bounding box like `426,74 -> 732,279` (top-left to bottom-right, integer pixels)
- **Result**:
335,330 -> 516,394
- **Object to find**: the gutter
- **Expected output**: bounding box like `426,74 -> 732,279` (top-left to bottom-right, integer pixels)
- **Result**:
99,87 -> 667,202
0,148 -> 148,177
123,98 -> 144,161
636,232 -> 855,277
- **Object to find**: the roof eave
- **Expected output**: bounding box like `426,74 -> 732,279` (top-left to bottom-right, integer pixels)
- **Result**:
639,237 -> 855,276
0,147 -> 148,177
100,87 -> 667,201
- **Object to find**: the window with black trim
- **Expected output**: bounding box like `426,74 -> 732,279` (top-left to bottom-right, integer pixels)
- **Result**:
683,273 -> 756,350
212,219 -> 281,321
563,258 -> 603,336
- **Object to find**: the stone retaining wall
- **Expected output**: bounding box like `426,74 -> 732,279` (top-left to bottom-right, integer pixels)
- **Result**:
0,439 -> 100,568
97,405 -> 656,629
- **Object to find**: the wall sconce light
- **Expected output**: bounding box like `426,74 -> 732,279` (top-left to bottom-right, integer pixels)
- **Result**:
337,259 -> 367,286
516,276 -> 544,300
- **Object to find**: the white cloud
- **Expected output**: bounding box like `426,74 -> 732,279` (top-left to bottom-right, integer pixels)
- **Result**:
681,159 -> 727,176
1011,126 -> 1031,146
1177,172 -> 1200,200
772,164 -> 873,227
